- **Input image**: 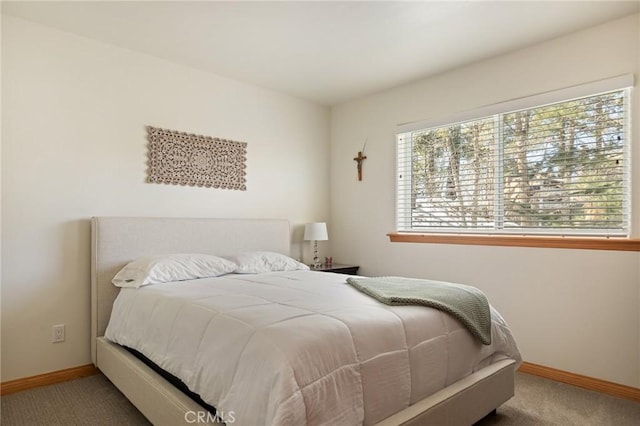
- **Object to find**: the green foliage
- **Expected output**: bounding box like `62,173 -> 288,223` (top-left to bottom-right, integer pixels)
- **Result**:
409,91 -> 625,232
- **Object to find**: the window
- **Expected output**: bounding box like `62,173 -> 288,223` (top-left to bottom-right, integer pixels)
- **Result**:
397,81 -> 631,237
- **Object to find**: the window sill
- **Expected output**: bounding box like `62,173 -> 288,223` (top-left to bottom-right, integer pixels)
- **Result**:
387,233 -> 640,251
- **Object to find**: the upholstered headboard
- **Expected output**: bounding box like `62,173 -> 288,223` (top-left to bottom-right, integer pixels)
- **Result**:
90,217 -> 291,364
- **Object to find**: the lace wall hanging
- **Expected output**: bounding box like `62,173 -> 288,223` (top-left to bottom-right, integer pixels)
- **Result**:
146,126 -> 247,191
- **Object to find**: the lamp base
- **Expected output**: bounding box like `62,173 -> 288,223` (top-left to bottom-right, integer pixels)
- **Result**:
312,240 -> 321,269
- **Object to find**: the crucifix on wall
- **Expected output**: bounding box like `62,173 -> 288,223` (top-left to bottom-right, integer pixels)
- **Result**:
353,139 -> 367,181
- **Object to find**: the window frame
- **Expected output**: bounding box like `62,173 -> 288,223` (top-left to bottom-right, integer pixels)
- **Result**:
394,75 -> 635,243
387,232 -> 640,251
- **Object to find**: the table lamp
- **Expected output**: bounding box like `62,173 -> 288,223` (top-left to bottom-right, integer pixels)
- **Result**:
304,222 -> 328,269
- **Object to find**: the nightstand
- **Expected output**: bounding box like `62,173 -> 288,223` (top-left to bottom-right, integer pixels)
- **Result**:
312,263 -> 359,275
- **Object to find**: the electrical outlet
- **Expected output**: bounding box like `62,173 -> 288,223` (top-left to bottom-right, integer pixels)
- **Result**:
52,324 -> 65,343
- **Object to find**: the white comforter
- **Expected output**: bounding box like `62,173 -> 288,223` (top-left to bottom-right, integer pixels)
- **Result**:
105,270 -> 521,425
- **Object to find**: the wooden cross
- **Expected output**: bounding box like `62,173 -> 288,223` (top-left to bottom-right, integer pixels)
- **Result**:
353,151 -> 367,181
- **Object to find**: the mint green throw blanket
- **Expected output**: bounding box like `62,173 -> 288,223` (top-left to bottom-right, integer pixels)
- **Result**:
346,276 -> 492,345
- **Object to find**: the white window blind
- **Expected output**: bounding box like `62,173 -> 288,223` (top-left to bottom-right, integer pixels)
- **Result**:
397,85 -> 631,236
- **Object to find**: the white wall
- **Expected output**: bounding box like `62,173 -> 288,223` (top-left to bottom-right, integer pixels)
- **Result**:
1,16 -> 330,381
331,14 -> 640,387
3,12 -> 639,390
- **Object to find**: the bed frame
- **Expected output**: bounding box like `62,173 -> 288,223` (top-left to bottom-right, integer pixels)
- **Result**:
91,216 -> 515,425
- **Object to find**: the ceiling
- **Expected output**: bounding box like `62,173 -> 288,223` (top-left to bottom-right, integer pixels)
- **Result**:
3,1 -> 639,106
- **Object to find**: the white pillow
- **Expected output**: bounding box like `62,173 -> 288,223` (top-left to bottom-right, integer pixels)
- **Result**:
112,253 -> 237,288
228,251 -> 310,274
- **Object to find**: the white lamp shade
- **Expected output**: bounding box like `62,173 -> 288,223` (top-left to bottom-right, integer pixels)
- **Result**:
304,222 -> 328,241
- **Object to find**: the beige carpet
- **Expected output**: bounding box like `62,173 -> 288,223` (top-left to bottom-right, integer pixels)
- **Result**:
1,372 -> 639,425
475,373 -> 640,426
1,374 -> 149,425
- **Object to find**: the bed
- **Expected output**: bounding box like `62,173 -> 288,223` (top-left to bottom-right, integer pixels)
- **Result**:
91,217 -> 520,425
